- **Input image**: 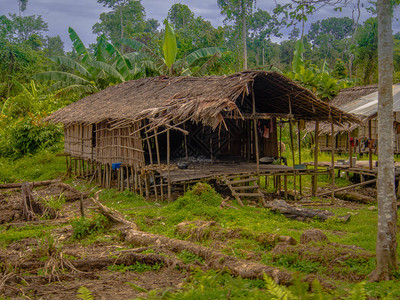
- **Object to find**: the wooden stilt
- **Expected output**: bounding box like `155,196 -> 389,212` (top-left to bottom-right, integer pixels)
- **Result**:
284,175 -> 288,199
297,121 -> 302,195
120,166 -> 124,191
145,173 -> 149,198
145,132 -> 157,200
312,122 -> 319,196
126,166 -> 130,191
139,174 -> 143,196
288,99 -> 297,201
368,119 -> 373,170
117,166 -> 121,190
167,129 -> 171,202
330,120 -> 335,202
154,129 -> 164,201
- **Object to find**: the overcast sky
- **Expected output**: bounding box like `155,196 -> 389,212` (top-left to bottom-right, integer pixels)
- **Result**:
0,0 -> 399,51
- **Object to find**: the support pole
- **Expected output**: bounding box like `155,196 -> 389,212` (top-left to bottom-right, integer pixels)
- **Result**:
312,122 -> 319,196
288,97 -> 297,201
154,129 -> 164,201
369,119 -> 373,170
167,129 -> 171,202
252,90 -> 260,174
297,120 -> 302,195
330,120 -> 335,202
145,132 -> 157,200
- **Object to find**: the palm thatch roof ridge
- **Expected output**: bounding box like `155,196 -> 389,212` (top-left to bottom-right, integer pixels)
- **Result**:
48,71 -> 358,129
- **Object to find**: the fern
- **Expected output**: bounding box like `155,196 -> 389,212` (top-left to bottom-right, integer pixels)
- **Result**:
76,286 -> 94,300
264,275 -> 298,300
346,282 -> 367,300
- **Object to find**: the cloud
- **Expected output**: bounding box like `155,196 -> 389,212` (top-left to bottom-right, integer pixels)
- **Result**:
0,0 -> 398,51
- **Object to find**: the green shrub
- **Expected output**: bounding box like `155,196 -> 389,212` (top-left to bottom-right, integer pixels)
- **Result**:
0,113 -> 62,159
71,215 -> 111,239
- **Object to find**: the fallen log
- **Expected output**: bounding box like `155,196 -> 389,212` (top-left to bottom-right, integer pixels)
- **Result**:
334,191 -> 375,204
91,192 -> 293,284
266,200 -> 351,222
0,180 -> 59,190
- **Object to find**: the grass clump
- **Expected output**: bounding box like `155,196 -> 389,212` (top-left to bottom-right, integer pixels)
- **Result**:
176,250 -> 204,265
71,214 -> 111,240
107,262 -> 163,273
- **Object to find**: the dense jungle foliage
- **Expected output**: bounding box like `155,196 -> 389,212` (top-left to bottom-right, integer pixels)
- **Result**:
0,0 -> 399,160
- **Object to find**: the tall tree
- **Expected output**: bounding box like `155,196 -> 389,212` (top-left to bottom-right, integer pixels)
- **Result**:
307,17 -> 354,64
247,8 -> 282,67
370,0 -> 398,281
17,0 -> 28,15
218,0 -> 255,70
94,0 -> 145,47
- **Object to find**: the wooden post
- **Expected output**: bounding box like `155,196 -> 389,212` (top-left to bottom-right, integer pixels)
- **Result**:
330,120 -> 335,202
126,166 -> 130,191
145,132 -> 157,200
167,129 -> 171,202
297,120 -> 302,195
312,122 -> 319,196
120,166 -> 124,191
369,119 -> 373,170
154,129 -> 164,201
252,90 -> 260,174
288,97 -> 297,201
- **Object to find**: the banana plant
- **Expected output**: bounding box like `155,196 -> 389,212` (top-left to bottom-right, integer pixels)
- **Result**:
121,21 -> 224,76
34,28 -> 150,97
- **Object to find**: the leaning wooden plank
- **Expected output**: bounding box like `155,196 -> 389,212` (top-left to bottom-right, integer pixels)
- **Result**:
91,192 -> 292,284
0,179 -> 59,190
314,179 -> 376,197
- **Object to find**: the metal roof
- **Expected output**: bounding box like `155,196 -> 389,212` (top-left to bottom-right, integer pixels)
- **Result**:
335,84 -> 400,118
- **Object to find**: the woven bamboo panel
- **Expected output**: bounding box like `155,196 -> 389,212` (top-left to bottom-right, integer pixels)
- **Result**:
95,121 -> 144,169
64,124 -> 94,160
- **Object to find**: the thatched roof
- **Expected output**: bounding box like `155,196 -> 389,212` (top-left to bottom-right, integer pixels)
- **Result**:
48,71 -> 358,130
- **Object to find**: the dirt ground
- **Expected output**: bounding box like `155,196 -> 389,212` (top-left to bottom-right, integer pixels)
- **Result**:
0,183 -> 379,299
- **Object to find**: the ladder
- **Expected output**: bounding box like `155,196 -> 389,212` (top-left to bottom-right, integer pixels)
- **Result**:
223,174 -> 266,207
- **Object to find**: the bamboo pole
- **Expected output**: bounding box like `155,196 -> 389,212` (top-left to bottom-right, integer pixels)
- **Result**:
167,129 -> 171,202
145,132 -> 157,200
154,129 -> 164,201
312,122 -> 319,196
288,97 -> 297,201
252,90 -> 260,174
297,121 -> 302,195
330,120 -> 335,202
368,119 -> 373,170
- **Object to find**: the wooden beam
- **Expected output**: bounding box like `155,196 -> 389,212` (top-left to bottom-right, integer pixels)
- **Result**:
316,179 -> 376,197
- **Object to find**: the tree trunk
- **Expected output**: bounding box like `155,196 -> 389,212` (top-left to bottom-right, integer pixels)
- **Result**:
370,0 -> 398,281
241,0 -> 247,70
120,4 -> 124,53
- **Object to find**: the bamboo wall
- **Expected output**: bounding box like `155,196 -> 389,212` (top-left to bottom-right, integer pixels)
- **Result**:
95,121 -> 145,169
64,124 -> 94,160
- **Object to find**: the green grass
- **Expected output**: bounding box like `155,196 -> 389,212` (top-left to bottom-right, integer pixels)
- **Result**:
0,224 -> 60,247
0,149 -> 66,183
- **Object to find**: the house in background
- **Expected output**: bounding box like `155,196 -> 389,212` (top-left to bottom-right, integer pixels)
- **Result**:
314,84 -> 400,155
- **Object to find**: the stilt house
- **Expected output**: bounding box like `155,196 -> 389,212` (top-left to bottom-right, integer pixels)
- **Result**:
314,84 -> 400,154
48,71 -> 357,203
